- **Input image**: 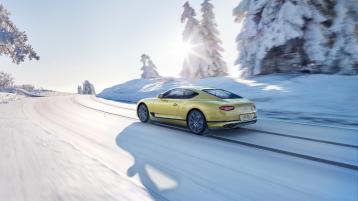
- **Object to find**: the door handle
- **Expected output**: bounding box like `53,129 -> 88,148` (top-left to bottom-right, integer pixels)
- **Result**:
173,103 -> 178,106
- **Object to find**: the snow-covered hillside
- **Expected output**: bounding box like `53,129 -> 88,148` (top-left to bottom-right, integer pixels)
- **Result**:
98,75 -> 358,127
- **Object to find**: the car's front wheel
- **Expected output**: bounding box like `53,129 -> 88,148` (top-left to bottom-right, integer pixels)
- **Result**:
137,103 -> 149,123
187,110 -> 207,135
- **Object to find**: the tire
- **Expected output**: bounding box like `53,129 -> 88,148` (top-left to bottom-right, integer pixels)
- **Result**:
137,103 -> 149,123
187,110 -> 207,135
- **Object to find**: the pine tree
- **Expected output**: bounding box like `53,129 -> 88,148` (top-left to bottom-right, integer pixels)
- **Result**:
77,85 -> 83,94
180,2 -> 209,79
140,54 -> 160,79
0,71 -> 14,88
0,4 -> 39,64
233,0 -> 264,76
234,0 -> 312,75
233,0 -> 358,75
82,80 -> 96,95
326,0 -> 358,74
200,0 -> 228,77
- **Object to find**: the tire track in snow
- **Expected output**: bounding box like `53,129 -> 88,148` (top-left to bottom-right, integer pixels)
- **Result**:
73,96 -> 358,171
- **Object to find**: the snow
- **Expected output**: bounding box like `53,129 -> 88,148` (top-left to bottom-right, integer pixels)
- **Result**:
0,89 -> 69,104
0,92 -> 22,103
180,1 -> 228,79
140,54 -> 160,79
75,95 -> 358,167
233,0 -> 358,75
328,0 -> 358,74
181,2 -> 210,80
98,74 -> 358,128
0,4 -> 39,64
200,0 -> 228,77
80,80 -> 96,95
0,95 -> 355,201
0,99 -> 158,201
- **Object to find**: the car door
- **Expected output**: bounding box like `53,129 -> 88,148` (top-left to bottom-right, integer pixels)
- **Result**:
175,89 -> 199,119
154,89 -> 183,119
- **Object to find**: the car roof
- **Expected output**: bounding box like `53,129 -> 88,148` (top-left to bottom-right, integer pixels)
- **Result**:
171,86 -> 215,91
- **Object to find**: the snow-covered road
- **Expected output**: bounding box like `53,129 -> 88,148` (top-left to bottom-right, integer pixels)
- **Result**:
0,95 -> 357,201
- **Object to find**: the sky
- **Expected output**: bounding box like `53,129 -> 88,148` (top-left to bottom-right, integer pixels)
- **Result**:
0,0 -> 239,92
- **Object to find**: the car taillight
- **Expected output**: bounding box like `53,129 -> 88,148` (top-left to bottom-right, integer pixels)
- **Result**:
219,105 -> 235,111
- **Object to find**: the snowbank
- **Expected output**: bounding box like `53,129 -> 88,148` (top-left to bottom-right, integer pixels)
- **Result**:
98,75 -> 358,127
0,88 -> 60,104
0,92 -> 23,104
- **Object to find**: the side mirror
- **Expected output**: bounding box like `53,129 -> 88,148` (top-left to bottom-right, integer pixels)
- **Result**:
158,93 -> 164,99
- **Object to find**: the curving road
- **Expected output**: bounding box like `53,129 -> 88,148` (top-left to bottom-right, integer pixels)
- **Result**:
0,95 -> 357,201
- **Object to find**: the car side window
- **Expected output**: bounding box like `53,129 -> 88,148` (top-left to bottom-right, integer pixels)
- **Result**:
162,89 -> 184,99
183,89 -> 198,99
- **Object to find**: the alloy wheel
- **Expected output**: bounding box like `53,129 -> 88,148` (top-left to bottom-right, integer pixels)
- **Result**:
138,104 -> 149,122
188,110 -> 206,135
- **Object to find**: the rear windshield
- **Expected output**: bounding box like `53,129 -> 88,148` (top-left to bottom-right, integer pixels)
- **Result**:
203,89 -> 242,99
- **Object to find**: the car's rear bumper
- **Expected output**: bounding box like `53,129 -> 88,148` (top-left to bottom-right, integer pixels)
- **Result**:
207,118 -> 257,129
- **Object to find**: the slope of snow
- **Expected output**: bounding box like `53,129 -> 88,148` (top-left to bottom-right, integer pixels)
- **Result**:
98,74 -> 358,127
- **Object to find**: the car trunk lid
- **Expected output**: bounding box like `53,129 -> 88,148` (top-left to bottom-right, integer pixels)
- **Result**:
222,98 -> 255,114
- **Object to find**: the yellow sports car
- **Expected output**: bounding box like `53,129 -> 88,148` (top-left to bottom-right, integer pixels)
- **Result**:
137,87 -> 257,134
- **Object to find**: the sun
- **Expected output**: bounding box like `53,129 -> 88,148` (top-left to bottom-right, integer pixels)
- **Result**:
160,40 -> 198,77
171,41 -> 194,58
179,42 -> 194,56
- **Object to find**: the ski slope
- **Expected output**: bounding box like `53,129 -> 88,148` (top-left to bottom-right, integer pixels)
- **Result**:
0,95 -> 357,201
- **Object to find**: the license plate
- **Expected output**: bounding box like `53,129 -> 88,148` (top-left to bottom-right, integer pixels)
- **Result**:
240,113 -> 254,121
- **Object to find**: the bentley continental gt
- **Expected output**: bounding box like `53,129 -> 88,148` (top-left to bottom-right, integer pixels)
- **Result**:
137,87 -> 257,134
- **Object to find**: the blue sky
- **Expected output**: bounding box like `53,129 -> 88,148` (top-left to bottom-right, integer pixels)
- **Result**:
0,0 -> 239,92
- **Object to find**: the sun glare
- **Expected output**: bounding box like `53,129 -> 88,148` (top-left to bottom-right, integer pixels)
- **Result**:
162,41 -> 199,77
171,41 -> 194,58
180,42 -> 194,56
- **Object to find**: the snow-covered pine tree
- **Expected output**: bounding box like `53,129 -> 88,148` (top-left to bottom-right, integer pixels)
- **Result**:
77,85 -> 83,94
200,0 -> 228,77
0,71 -> 14,88
233,0 -> 358,75
0,4 -> 39,64
326,0 -> 358,74
180,2 -> 209,80
82,80 -> 96,95
233,0 -> 258,76
140,54 -> 160,79
234,0 -> 312,75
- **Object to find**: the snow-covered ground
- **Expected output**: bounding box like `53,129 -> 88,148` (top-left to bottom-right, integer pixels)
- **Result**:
0,97 -> 156,201
98,74 -> 358,128
0,92 -> 23,104
0,89 -> 70,104
0,95 -> 356,201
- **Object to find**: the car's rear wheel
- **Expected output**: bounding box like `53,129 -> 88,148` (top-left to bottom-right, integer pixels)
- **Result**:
187,110 -> 207,135
137,103 -> 149,123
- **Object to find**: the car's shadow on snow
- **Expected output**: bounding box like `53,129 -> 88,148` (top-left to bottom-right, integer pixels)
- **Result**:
115,122 -> 251,200
116,122 -> 183,201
